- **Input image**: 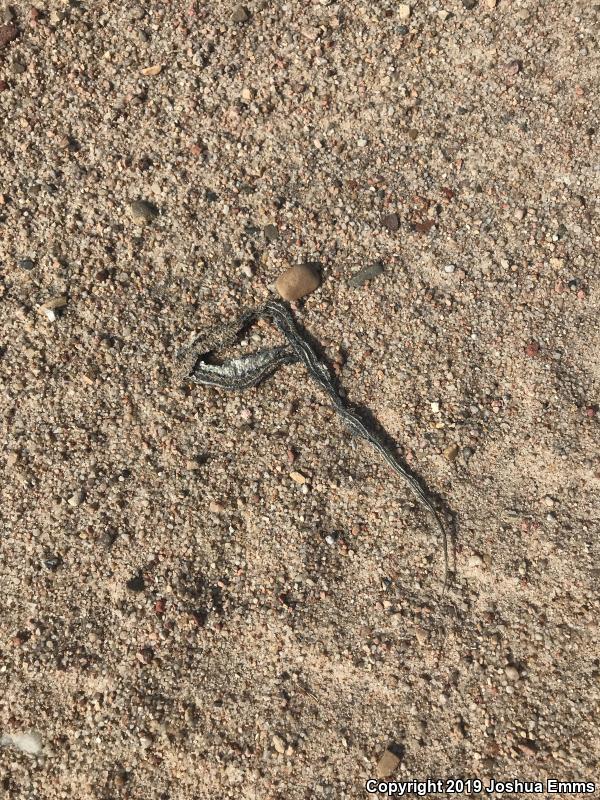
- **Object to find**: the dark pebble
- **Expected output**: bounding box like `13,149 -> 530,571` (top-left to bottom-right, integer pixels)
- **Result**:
18,258 -> 35,271
462,0 -> 477,8
349,262 -> 384,288
398,25 -> 409,35
0,79 -> 8,92
126,572 -> 145,592
264,223 -> 279,242
12,62 -> 26,75
382,213 -> 400,232
43,554 -> 62,572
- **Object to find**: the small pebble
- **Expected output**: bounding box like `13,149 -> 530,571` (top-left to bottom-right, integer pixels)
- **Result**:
67,491 -> 84,508
505,665 -> 520,682
468,554 -> 483,567
126,573 -> 145,592
209,500 -> 225,513
232,5 -> 250,23
444,444 -> 459,461
397,4 -> 411,20
325,534 -> 336,546
462,0 -> 477,8
129,200 -> 158,223
272,734 -> 286,754
264,224 -> 279,242
1,732 -> 42,756
382,213 -> 399,232
444,264 -> 456,274
289,471 -> 307,484
376,749 -> 400,778
38,295 -> 67,321
18,258 -> 35,271
431,401 -> 441,413
349,262 -> 384,288
275,263 -> 321,301
0,23 -> 19,50
525,341 -> 540,357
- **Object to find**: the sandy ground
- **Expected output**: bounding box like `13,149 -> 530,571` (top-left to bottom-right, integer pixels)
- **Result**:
1,0 -> 599,797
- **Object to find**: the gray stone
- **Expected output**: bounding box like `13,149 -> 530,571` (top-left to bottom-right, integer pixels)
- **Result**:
349,262 -> 384,288
264,224 -> 279,242
232,5 -> 250,23
129,200 -> 158,223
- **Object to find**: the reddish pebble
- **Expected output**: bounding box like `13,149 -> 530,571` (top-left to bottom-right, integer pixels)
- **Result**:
0,80 -> 8,92
154,598 -> 166,614
585,406 -> 597,418
0,24 -> 19,49
525,341 -> 540,357
287,448 -> 296,464
190,143 -> 203,157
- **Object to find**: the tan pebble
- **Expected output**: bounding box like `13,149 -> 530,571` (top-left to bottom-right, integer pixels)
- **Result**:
6,452 -> 18,467
430,401 -> 441,413
289,471 -> 307,484
443,443 -> 459,461
275,263 -> 320,301
468,554 -> 483,567
209,501 -> 224,513
397,3 -> 411,19
185,458 -> 201,471
272,734 -> 286,754
140,64 -> 162,76
376,749 -> 400,778
505,665 -> 520,682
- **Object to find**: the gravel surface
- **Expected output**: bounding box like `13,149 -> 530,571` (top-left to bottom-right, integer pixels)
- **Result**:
1,1 -> 599,798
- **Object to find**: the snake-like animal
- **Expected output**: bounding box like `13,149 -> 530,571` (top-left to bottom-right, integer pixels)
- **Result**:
177,298 -> 449,585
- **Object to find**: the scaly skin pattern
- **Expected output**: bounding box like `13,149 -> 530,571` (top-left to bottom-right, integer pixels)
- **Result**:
178,299 -> 449,584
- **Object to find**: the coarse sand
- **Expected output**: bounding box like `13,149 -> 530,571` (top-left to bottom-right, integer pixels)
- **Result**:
1,1 -> 598,797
